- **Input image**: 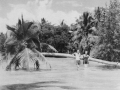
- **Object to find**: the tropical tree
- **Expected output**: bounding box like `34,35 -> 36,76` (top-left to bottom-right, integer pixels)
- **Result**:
39,19 -> 71,53
5,16 -> 51,70
39,18 -> 54,43
53,22 -> 71,53
38,18 -> 58,52
94,0 -> 120,62
71,12 -> 97,55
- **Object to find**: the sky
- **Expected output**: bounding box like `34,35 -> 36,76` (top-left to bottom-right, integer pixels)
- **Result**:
0,0 -> 110,33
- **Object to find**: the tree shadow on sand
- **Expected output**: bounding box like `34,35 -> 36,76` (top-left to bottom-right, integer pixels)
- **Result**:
1,81 -> 77,90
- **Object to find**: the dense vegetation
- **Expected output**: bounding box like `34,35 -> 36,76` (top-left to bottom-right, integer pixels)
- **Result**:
0,0 -> 120,63
39,18 -> 71,53
93,0 -> 120,62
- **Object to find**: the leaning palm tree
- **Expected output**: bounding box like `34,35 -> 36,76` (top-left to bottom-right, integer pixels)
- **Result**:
71,12 -> 97,55
5,15 -> 51,70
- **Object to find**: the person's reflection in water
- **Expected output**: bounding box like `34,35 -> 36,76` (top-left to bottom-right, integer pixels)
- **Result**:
83,66 -> 89,78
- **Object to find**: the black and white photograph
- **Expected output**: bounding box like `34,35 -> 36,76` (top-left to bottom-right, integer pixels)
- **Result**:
0,0 -> 120,90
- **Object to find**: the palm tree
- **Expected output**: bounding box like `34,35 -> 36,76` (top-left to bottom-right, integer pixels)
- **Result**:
5,15 -> 51,70
71,12 -> 97,55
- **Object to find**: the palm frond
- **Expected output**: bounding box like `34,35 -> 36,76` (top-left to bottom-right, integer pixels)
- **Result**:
48,45 -> 58,53
5,37 -> 17,46
7,48 -> 51,69
17,16 -> 34,40
32,48 -> 51,69
27,23 -> 40,40
6,25 -> 17,35
18,19 -> 21,26
40,43 -> 58,53
5,29 -> 20,46
61,20 -> 64,26
27,39 -> 37,49
23,22 -> 33,35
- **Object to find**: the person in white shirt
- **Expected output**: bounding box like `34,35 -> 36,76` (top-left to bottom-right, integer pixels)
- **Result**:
74,50 -> 81,70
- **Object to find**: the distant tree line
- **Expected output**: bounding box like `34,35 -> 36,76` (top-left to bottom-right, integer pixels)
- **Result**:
39,18 -> 72,53
0,0 -> 120,62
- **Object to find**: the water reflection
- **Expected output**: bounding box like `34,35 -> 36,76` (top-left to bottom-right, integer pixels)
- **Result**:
83,68 -> 89,80
97,65 -> 120,70
1,58 -> 120,90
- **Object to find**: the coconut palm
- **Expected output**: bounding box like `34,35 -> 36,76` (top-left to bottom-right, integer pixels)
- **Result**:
71,12 -> 97,55
5,15 -> 51,70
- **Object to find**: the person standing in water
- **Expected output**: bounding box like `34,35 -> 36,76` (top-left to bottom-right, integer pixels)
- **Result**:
74,50 -> 81,70
83,51 -> 89,67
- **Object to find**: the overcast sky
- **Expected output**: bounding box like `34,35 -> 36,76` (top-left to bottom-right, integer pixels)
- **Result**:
0,0 -> 109,33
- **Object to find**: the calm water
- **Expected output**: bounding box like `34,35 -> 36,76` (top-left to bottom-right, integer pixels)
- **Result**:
0,58 -> 120,90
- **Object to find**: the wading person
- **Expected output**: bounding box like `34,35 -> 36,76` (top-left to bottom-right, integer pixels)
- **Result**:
83,51 -> 89,67
74,50 -> 81,70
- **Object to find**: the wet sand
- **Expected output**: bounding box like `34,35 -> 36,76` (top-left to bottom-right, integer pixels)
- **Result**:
0,58 -> 120,90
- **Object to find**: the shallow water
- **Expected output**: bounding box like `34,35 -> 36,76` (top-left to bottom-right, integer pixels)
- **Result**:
0,58 -> 120,90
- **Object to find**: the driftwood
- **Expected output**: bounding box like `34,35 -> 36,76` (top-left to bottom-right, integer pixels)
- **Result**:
41,52 -> 119,66
41,52 -> 74,58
